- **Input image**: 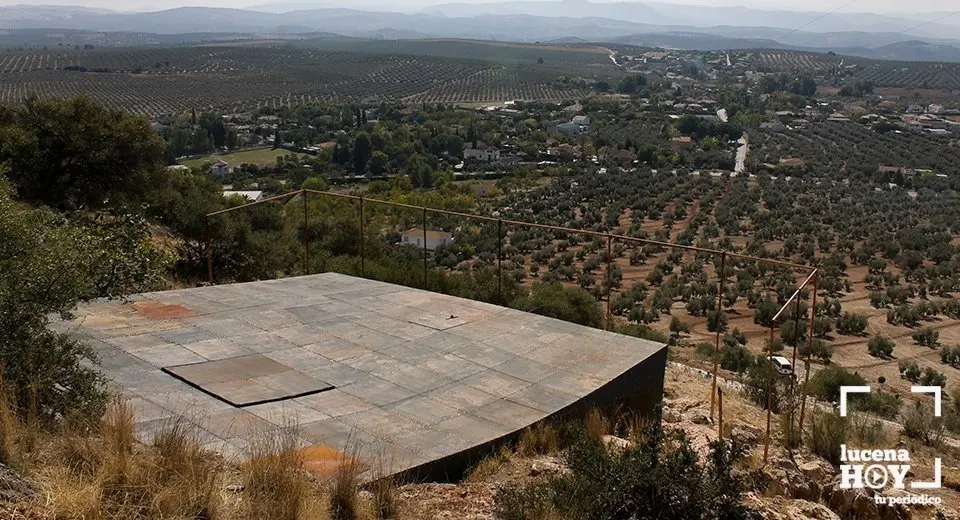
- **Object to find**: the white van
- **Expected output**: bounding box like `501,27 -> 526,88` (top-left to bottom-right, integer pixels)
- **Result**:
771,356 -> 794,376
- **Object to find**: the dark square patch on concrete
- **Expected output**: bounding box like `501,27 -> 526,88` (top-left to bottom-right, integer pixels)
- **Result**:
163,354 -> 333,407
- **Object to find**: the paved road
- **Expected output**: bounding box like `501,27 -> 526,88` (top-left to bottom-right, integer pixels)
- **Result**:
735,134 -> 749,175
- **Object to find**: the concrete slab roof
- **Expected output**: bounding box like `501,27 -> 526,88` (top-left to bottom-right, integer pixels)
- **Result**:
56,273 -> 666,480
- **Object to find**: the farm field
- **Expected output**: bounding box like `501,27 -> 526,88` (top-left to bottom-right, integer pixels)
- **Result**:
751,49 -> 960,90
0,40 -> 605,117
455,164 -> 960,407
180,147 -> 297,169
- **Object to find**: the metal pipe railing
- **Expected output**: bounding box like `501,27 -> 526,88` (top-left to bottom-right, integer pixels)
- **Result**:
206,187 -> 820,446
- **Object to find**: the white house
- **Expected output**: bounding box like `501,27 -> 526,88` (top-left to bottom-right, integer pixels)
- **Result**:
463,142 -> 500,162
211,159 -> 231,177
401,228 -> 453,251
222,190 -> 264,203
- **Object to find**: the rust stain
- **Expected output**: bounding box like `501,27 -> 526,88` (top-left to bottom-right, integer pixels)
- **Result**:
299,444 -> 367,481
134,301 -> 197,320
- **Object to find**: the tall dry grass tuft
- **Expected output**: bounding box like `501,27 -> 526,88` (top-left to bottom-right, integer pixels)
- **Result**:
583,409 -> 612,441
242,422 -> 324,520
40,399 -> 223,520
329,444 -> 362,520
0,375 -> 21,467
149,417 -> 222,519
368,450 -> 399,520
466,445 -> 512,483
517,423 -> 559,457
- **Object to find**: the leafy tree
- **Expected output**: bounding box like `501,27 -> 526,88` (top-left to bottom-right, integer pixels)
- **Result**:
0,97 -> 166,210
867,334 -> 895,359
368,151 -> 389,176
912,327 -> 939,348
0,180 -> 166,425
807,366 -> 867,404
669,316 -> 690,340
514,283 -> 603,328
353,131 -> 372,173
835,312 -> 868,335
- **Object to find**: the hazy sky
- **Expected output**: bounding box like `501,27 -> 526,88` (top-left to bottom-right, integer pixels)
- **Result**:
1,0 -> 956,14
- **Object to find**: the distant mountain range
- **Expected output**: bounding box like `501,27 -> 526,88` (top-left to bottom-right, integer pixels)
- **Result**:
2,0 -> 960,62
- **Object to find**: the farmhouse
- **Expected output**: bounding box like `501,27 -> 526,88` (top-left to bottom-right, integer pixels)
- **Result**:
211,159 -> 231,177
463,142 -> 500,162
671,136 -> 694,150
547,122 -> 583,136
401,229 -> 453,251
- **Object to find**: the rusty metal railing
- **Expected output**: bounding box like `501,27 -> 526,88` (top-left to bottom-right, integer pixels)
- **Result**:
206,188 -> 819,461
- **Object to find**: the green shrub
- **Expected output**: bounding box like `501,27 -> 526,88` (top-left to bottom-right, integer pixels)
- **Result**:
867,334 -> 895,359
805,411 -> 848,465
835,312 -> 868,335
745,358 -> 788,412
799,338 -> 834,363
807,365 -> 866,404
940,346 -> 960,367
514,283 -> 603,328
899,360 -> 921,382
902,401 -> 945,447
919,367 -> 947,387
720,344 -> 754,374
912,327 -> 939,348
495,421 -> 750,520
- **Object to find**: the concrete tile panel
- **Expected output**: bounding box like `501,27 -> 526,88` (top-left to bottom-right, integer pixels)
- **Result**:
245,400 -> 331,426
294,389 -> 375,418
155,326 -> 219,345
338,379 -> 416,407
462,371 -> 531,398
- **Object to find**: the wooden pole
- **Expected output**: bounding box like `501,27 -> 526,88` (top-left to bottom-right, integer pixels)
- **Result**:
423,207 -> 428,289
798,273 -> 818,433
763,323 -> 775,465
718,387 -> 724,441
710,252 -> 726,424
359,195 -> 365,277
606,235 -> 613,329
302,190 -> 309,275
204,215 -> 213,284
497,219 -> 503,301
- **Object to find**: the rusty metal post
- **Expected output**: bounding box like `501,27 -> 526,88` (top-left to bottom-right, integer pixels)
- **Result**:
718,387 -> 724,441
710,251 -> 727,424
204,215 -> 213,284
359,195 -> 365,277
788,294 -> 802,451
302,190 -> 309,275
497,219 -> 503,301
606,235 -> 613,329
422,207 -> 428,289
763,323 -> 776,465
798,273 -> 818,434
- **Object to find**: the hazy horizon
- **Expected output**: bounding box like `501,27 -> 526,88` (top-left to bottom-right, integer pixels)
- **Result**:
0,0 -> 956,15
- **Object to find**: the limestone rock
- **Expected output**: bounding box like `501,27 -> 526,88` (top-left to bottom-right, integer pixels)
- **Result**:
529,457 -> 566,477
798,458 -> 835,483
729,423 -> 763,446
765,467 -> 819,502
786,500 -> 841,520
602,435 -> 632,450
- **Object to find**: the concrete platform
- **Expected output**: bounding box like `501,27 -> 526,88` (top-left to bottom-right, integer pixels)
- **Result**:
57,273 -> 667,480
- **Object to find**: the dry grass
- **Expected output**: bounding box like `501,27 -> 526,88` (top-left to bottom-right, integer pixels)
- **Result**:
583,409 -> 612,441
465,445 -> 512,483
242,423 -> 327,520
329,445 -> 363,520
38,400 -> 224,519
517,423 -> 559,457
